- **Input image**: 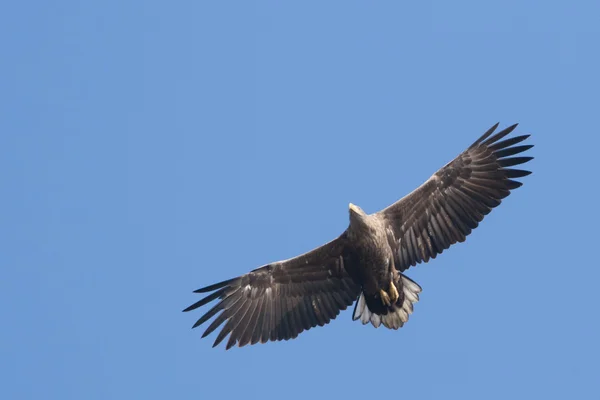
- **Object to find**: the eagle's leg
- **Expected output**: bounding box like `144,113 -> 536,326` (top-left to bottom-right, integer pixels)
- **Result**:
379,289 -> 391,307
388,280 -> 399,303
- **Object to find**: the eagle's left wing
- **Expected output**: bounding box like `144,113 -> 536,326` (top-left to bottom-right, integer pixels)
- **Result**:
376,123 -> 533,272
183,235 -> 360,349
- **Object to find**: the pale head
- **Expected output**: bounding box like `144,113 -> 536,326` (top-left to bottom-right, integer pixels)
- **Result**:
349,202 -> 367,223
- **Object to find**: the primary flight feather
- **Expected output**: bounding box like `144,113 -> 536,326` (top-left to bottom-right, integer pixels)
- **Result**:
184,123 -> 533,349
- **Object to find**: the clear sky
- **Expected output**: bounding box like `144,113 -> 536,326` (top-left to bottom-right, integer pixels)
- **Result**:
2,1 -> 599,399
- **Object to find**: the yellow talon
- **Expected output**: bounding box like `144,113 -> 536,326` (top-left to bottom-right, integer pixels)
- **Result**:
380,289 -> 391,307
389,281 -> 399,303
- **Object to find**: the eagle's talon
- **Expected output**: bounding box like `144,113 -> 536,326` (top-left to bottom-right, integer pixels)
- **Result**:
380,289 -> 391,307
389,281 -> 399,303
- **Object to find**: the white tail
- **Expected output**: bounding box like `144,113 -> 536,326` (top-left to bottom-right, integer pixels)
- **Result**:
352,275 -> 422,329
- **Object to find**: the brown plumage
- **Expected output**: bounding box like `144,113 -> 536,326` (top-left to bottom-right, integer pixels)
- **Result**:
184,123 -> 533,349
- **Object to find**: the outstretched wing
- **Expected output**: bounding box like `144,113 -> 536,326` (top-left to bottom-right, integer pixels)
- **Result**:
377,123 -> 533,271
183,236 -> 360,349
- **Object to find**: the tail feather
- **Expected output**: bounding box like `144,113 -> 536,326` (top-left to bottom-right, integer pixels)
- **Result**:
352,274 -> 422,330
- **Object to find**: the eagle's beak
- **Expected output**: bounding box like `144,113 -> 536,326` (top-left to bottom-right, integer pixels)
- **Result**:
349,203 -> 359,213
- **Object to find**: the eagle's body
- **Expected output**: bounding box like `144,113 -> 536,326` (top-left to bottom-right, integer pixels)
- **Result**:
346,207 -> 394,296
344,206 -> 408,323
184,123 -> 534,349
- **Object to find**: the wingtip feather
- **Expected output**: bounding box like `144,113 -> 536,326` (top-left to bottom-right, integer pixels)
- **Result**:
193,278 -> 236,293
481,123 -> 519,147
471,122 -> 500,147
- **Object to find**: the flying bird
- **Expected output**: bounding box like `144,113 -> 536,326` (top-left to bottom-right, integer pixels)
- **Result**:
184,123 -> 533,349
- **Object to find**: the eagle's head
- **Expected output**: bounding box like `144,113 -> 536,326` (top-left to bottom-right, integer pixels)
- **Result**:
348,203 -> 367,224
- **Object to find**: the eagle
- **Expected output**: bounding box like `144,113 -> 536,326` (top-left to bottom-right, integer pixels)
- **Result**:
184,123 -> 533,349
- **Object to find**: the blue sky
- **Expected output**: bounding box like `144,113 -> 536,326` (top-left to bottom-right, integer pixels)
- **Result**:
2,1 -> 599,399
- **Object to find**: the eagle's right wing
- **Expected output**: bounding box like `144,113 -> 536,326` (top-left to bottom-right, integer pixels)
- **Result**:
184,235 -> 360,349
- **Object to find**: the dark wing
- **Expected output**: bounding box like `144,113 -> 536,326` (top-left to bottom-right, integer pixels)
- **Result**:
377,123 -> 533,271
183,235 -> 360,349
